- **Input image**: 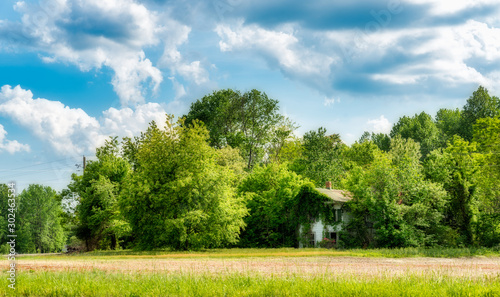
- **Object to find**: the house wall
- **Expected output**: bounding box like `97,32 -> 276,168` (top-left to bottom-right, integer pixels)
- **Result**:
299,204 -> 351,248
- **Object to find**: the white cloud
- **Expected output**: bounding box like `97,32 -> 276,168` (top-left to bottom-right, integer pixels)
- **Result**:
0,124 -> 30,154
168,77 -> 187,100
158,20 -> 210,85
323,97 -> 340,106
101,103 -> 167,137
0,85 -> 103,155
215,22 -> 335,89
323,19 -> 500,93
0,85 -> 168,156
366,115 -> 392,134
403,0 -> 499,15
0,0 -> 211,106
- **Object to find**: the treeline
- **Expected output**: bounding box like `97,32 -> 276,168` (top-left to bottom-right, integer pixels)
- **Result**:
2,87 -> 500,253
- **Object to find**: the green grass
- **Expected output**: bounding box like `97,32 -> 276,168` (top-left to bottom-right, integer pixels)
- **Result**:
3,248 -> 500,296
1,270 -> 499,297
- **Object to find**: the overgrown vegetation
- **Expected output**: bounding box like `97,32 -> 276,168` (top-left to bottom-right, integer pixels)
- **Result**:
2,86 -> 500,252
2,270 -> 499,297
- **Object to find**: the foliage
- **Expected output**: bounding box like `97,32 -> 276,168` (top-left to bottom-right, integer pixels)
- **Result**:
390,111 -> 441,159
120,117 -> 247,250
291,127 -> 345,187
237,163 -> 307,247
16,184 -> 65,253
69,137 -> 131,251
293,184 -> 340,247
183,89 -> 288,169
472,117 -> 500,247
435,108 -> 461,145
459,86 -> 500,141
424,136 -> 482,245
342,136 -> 449,248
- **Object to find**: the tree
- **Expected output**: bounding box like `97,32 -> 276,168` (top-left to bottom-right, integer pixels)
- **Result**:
292,127 -> 345,187
342,136 -> 449,248
17,184 -> 65,253
424,136 -> 482,245
343,140 -> 380,168
460,86 -> 500,141
120,117 -> 247,250
184,89 -> 287,169
237,163 -> 307,247
472,118 -> 500,246
390,112 -> 441,159
69,137 -> 131,251
435,108 -> 461,145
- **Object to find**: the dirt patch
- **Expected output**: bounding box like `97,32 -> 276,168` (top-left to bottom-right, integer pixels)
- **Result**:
13,256 -> 500,278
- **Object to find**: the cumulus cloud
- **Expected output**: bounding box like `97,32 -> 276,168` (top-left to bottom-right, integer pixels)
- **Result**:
158,20 -> 209,85
216,22 -> 336,91
404,0 -> 499,15
0,0 -> 212,106
0,85 -> 168,156
366,115 -> 391,134
0,124 -> 30,154
0,0 -> 164,106
319,18 -> 500,95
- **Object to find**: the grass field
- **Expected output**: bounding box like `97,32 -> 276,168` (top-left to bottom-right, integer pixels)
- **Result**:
2,248 -> 500,296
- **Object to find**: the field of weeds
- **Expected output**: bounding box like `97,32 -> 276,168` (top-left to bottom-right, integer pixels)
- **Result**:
2,248 -> 500,296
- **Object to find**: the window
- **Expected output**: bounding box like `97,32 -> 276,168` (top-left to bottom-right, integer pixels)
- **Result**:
336,209 -> 342,222
308,232 -> 315,247
329,232 -> 337,242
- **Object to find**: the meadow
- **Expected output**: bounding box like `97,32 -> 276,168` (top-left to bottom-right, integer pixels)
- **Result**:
2,248 -> 500,296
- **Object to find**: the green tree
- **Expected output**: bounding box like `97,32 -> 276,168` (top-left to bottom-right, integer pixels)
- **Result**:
292,127 -> 345,187
459,86 -> 500,141
424,136 -> 482,245
435,108 -> 461,145
184,89 -> 287,169
69,137 -> 131,251
17,184 -> 65,253
237,163 -> 307,247
120,117 -> 247,250
343,140 -> 380,168
342,136 -> 449,248
390,112 -> 441,159
472,118 -> 500,246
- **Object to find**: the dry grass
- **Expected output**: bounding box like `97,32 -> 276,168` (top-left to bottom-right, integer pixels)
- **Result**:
13,255 -> 500,279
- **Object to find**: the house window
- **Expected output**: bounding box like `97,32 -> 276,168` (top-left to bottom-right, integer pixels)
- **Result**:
336,209 -> 342,222
308,232 -> 315,247
329,232 -> 337,242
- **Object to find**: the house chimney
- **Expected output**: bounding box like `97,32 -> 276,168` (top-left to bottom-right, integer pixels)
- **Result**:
325,181 -> 332,189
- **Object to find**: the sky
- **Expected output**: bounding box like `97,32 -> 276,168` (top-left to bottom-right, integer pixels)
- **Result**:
0,0 -> 499,191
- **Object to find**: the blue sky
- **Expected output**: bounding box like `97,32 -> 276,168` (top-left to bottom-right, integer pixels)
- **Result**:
1,0 -> 499,191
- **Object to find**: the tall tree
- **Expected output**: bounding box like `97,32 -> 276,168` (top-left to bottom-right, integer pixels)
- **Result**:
69,137 -> 131,251
120,117 -> 247,250
390,112 -> 441,159
237,163 -> 307,247
17,184 -> 65,253
424,136 -> 481,245
342,136 -> 449,248
460,86 -> 500,141
292,127 -> 345,187
472,118 -> 500,246
435,108 -> 461,145
184,89 -> 287,169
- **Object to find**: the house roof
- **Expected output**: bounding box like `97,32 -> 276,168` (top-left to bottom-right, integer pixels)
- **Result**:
315,188 -> 353,203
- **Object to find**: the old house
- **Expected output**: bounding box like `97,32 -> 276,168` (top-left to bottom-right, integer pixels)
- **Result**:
298,181 -> 352,247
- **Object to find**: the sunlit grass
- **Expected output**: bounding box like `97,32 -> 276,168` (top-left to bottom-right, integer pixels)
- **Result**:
1,270 -> 499,297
